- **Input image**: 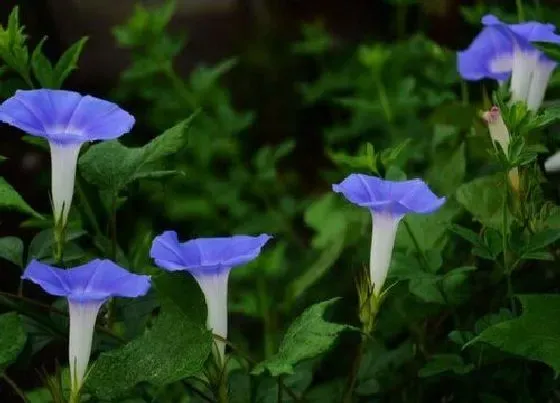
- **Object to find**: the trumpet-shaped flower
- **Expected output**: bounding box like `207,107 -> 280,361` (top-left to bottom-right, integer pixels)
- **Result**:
458,14 -> 560,110
0,90 -> 134,225
150,231 -> 271,360
333,174 -> 445,295
22,259 -> 151,393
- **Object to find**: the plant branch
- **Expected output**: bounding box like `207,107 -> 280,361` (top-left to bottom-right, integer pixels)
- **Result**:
2,374 -> 28,402
213,335 -> 303,402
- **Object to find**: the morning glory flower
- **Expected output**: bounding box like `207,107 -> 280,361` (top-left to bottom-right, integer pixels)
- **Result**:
333,174 -> 445,296
0,89 -> 134,225
458,14 -> 560,111
150,231 -> 271,361
22,259 -> 151,395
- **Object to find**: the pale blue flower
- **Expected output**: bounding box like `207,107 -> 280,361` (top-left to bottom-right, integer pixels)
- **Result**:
0,90 -> 134,224
458,15 -> 560,110
22,259 -> 151,392
150,231 -> 271,360
333,174 -> 445,295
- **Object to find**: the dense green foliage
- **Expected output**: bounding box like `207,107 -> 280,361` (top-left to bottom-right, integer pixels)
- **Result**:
3,1 -> 560,402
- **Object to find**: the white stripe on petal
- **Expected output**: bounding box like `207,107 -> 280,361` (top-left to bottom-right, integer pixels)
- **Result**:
526,59 -> 556,111
370,212 -> 402,296
68,300 -> 103,392
49,142 -> 82,225
510,49 -> 540,104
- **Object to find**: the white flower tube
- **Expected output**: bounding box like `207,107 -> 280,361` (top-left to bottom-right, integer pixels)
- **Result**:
49,142 -> 82,226
194,272 -> 230,361
369,212 -> 402,296
68,300 -> 103,391
527,59 -> 556,111
510,49 -> 539,105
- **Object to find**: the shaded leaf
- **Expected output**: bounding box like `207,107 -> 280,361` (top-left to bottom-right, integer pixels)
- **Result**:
0,312 -> 27,372
252,298 -> 356,377
469,295 -> 560,372
0,236 -> 23,267
0,177 -> 42,218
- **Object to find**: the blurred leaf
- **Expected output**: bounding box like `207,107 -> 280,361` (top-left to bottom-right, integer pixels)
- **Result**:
79,116 -> 193,192
408,266 -> 476,305
0,177 -> 43,218
0,236 -> 23,267
153,271 -> 206,326
252,298 -> 356,377
288,237 -> 345,301
31,37 -> 54,88
456,174 -> 505,230
469,295 -> 560,372
0,312 -> 27,372
418,354 -> 474,377
426,142 -> 466,195
52,37 -> 88,88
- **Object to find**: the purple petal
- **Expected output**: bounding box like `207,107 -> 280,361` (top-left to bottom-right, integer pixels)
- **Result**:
22,260 -> 72,297
22,259 -> 151,302
149,231 -> 190,271
332,174 -> 445,215
457,25 -> 517,81
150,232 -> 272,276
0,90 -> 134,145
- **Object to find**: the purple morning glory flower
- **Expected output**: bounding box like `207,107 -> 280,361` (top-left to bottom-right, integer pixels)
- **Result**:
333,174 -> 445,295
22,259 -> 151,393
457,14 -> 560,110
150,231 -> 271,360
0,89 -> 134,225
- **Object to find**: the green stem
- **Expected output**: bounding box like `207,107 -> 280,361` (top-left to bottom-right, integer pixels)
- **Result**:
218,372 -> 229,403
403,220 -> 430,272
214,335 -> 302,402
342,334 -> 366,403
2,374 -> 28,402
515,0 -> 525,22
257,277 -> 275,358
460,80 -> 469,106
277,375 -> 284,402
501,173 -> 516,314
163,64 -> 197,110
75,179 -> 103,238
376,77 -> 393,123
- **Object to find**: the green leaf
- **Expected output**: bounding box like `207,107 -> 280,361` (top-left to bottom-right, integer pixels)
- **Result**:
469,295 -> 560,372
31,37 -> 54,88
152,271 -> 206,326
520,229 -> 560,256
0,312 -> 27,372
0,236 -> 23,267
418,354 -> 474,377
252,298 -> 355,377
426,142 -> 466,195
79,117 -> 193,192
408,266 -> 476,305
0,177 -> 42,218
456,174 -> 505,230
52,37 -> 88,88
86,275 -> 212,399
